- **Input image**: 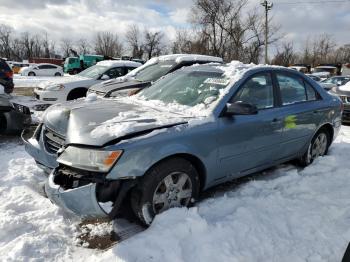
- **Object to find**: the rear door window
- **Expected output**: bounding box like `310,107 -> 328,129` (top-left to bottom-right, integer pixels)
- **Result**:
231,73 -> 274,110
277,74 -> 307,105
105,67 -> 124,78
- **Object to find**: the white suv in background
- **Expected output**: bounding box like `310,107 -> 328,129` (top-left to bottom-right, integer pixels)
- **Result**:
20,63 -> 63,76
34,60 -> 141,102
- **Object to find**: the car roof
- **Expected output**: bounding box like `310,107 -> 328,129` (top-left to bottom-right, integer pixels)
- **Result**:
180,62 -> 294,80
36,63 -> 58,66
150,54 -> 223,64
96,60 -> 142,67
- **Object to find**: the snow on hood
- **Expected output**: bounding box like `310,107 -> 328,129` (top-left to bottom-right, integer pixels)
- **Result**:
43,98 -> 190,146
38,75 -> 90,88
339,82 -> 350,92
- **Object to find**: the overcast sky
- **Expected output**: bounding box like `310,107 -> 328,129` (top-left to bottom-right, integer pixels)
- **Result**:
0,0 -> 349,52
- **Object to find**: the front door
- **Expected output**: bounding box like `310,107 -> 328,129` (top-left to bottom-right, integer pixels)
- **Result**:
216,72 -> 284,180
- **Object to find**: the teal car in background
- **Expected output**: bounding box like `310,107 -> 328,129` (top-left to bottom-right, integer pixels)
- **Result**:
28,62 -> 342,225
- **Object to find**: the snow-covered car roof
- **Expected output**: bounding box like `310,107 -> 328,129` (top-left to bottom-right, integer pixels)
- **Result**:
154,54 -> 223,64
124,54 -> 223,78
96,60 -> 142,68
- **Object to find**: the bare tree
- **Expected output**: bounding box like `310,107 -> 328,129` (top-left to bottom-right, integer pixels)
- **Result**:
0,24 -> 13,59
60,38 -> 73,57
143,30 -> 164,59
95,31 -> 123,57
272,41 -> 298,66
125,24 -> 144,58
76,38 -> 91,54
190,0 -> 280,63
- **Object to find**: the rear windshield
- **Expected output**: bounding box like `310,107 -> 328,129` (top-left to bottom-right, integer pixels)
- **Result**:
134,61 -> 176,82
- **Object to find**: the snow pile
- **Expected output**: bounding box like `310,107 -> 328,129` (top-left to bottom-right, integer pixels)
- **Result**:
1,127 -> 350,261
93,126 -> 350,262
0,141 -> 94,261
81,222 -> 112,237
85,93 -> 98,102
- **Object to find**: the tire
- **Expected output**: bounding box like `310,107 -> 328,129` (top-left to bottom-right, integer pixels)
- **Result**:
72,69 -> 79,75
54,72 -> 62,76
28,72 -> 36,76
131,157 -> 200,226
298,128 -> 330,167
67,88 -> 87,100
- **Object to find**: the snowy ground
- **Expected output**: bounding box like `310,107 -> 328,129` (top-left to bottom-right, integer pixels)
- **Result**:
1,126 -> 350,261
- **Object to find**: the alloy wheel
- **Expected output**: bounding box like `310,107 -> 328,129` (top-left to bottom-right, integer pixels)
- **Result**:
152,172 -> 193,214
308,132 -> 328,163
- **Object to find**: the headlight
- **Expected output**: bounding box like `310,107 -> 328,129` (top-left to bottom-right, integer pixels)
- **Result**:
45,84 -> 64,91
57,146 -> 123,172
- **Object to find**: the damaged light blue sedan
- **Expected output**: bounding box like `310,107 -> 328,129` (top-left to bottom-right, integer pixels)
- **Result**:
25,62 -> 342,225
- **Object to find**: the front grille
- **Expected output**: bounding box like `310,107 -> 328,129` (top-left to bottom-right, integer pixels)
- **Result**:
340,96 -> 350,104
12,103 -> 31,115
43,127 -> 65,154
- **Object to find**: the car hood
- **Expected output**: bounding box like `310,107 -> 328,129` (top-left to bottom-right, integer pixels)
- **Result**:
38,76 -> 92,88
43,98 -> 191,146
89,79 -> 150,96
331,85 -> 350,96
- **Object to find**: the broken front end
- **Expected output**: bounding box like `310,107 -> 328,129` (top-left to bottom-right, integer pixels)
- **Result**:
45,161 -> 137,220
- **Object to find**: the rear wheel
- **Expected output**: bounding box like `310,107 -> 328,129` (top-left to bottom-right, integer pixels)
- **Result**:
28,72 -> 35,76
131,158 -> 200,225
298,129 -> 330,166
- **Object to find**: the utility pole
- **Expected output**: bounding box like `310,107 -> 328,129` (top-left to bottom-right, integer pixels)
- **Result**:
261,0 -> 273,64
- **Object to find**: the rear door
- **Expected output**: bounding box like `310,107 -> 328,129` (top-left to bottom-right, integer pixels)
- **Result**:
216,72 -> 284,179
273,71 -> 323,159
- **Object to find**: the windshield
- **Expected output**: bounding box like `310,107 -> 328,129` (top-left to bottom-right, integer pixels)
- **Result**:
137,70 -> 230,108
323,77 -> 350,85
134,61 -> 176,82
77,65 -> 108,79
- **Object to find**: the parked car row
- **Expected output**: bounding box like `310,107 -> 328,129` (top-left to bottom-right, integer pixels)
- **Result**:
21,56 -> 343,226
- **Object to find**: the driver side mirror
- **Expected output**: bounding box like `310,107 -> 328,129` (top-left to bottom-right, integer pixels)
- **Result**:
224,102 -> 258,116
337,81 -> 342,86
100,74 -> 110,80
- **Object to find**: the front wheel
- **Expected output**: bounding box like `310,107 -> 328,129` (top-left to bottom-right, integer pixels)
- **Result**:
131,158 -> 200,225
28,72 -> 36,76
54,72 -> 62,76
298,129 -> 330,166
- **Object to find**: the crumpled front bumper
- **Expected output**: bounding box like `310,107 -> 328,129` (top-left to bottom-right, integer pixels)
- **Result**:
45,172 -> 107,218
22,125 -> 58,172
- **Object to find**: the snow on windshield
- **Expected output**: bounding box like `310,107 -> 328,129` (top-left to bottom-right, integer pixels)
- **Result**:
132,61 -> 260,117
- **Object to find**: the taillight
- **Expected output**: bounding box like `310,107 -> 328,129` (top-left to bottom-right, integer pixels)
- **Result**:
5,70 -> 13,78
